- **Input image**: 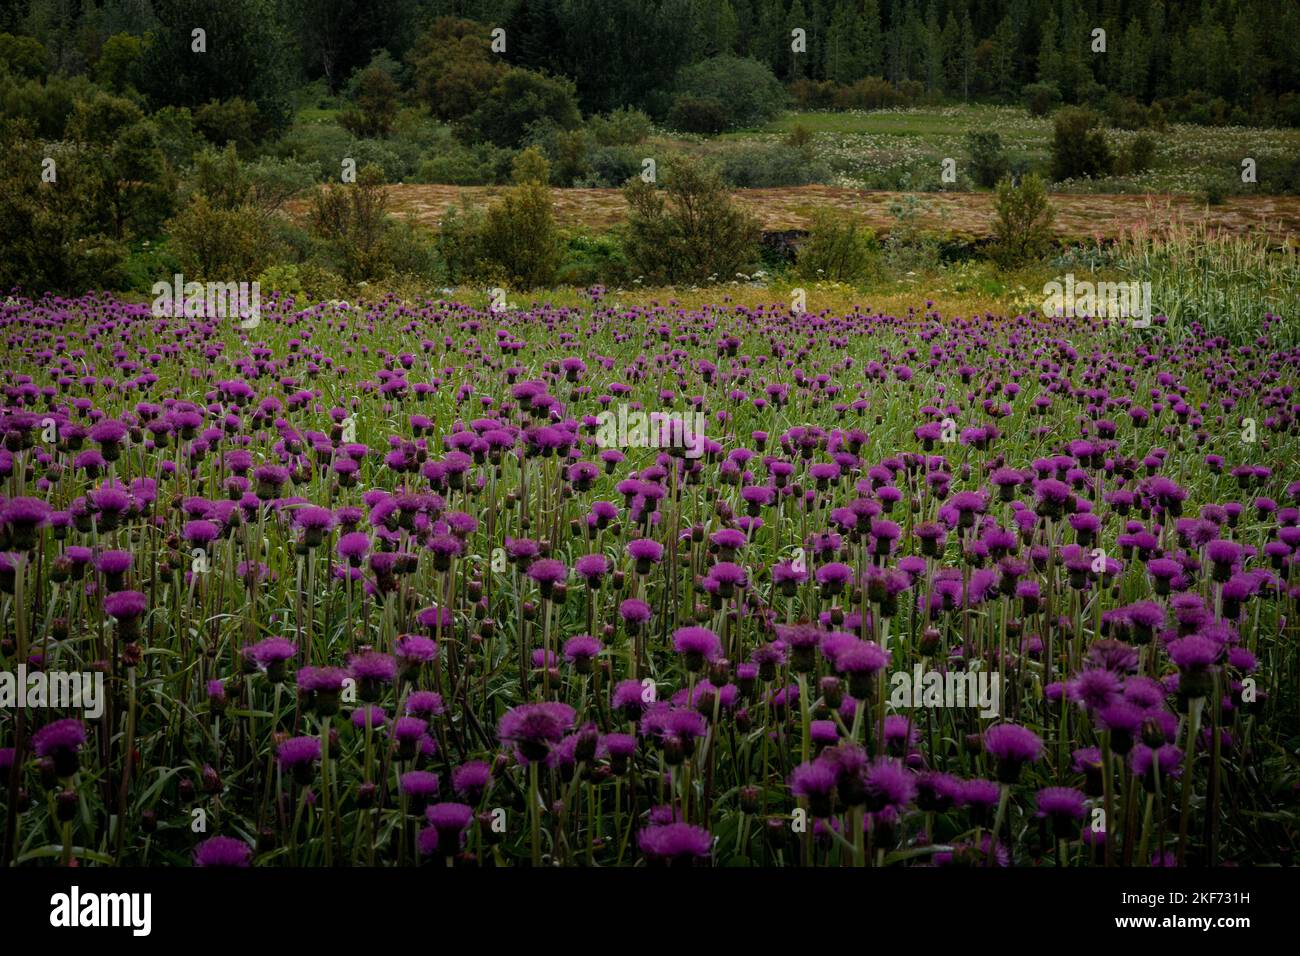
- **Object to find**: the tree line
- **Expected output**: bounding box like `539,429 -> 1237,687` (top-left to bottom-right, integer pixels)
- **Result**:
3,0 -> 1298,132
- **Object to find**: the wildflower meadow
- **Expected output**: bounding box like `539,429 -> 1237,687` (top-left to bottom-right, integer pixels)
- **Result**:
1,291 -> 1297,875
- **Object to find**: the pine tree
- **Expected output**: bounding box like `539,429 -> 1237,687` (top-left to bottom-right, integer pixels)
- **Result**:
860,0 -> 884,77
824,2 -> 857,85
1118,15 -> 1148,99
786,0 -> 809,80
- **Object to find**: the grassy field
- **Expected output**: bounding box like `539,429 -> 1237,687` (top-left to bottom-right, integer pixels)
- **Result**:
741,104 -> 1300,195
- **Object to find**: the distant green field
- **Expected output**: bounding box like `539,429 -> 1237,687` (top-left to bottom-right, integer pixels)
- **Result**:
722,103 -> 1300,195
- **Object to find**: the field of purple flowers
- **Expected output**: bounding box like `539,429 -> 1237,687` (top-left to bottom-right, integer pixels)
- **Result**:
1,292 -> 1298,868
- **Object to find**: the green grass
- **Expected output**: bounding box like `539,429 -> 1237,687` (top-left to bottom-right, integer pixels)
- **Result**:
722,103 -> 1300,195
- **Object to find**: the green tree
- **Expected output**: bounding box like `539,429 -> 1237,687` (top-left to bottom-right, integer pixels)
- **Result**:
459,67 -> 581,149
138,0 -> 294,136
308,163 -> 391,282
796,209 -> 879,284
0,120 -> 128,291
93,33 -> 147,93
966,131 -> 1009,188
991,172 -> 1054,268
408,16 -> 505,122
622,157 -> 760,285
673,55 -> 785,131
1050,106 -> 1113,181
0,32 -> 51,78
477,149 -> 561,289
339,66 -> 401,138
68,91 -> 173,240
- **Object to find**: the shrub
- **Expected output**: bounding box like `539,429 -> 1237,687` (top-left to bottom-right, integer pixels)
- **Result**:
966,131 -> 1009,189
459,68 -> 581,149
440,150 -> 565,290
796,210 -> 879,284
1104,94 -> 1152,130
417,143 -> 510,185
789,78 -> 840,109
308,164 -> 392,282
194,97 -> 263,155
1049,107 -> 1113,182
1117,133 -> 1157,175
881,194 -> 943,273
152,106 -> 204,169
834,76 -> 904,110
0,32 -> 50,79
672,56 -> 785,131
167,193 -> 270,281
338,67 -> 401,138
717,143 -> 830,188
434,200 -> 489,284
0,123 -> 129,291
94,33 -> 147,92
407,16 -> 505,122
556,231 -> 632,286
588,107 -> 652,146
667,94 -> 728,134
583,145 -> 643,187
622,157 -> 760,285
1023,82 -> 1061,117
991,172 -> 1055,269
784,123 -> 814,153
524,120 -> 591,185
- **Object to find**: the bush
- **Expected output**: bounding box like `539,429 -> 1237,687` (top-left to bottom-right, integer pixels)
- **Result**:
0,72 -> 98,138
1049,107 -> 1113,182
622,157 -> 760,285
556,231 -> 632,286
1117,133 -> 1157,175
796,210 -> 879,284
194,97 -> 263,155
408,16 -> 505,122
152,106 -> 204,169
834,76 -> 905,110
416,142 -> 511,185
588,107 -> 651,146
435,200 -> 490,284
1104,94 -> 1153,130
524,120 -> 591,185
338,66 -> 401,138
167,193 -> 270,281
672,56 -> 785,131
307,164 -> 392,282
717,143 -> 830,188
582,145 -> 643,187
785,123 -> 814,153
380,217 -> 439,280
991,172 -> 1055,268
966,131 -> 1009,189
0,123 -> 129,291
789,78 -> 840,109
94,33 -> 147,92
459,67 -> 581,149
433,149 -> 563,288
1022,82 -> 1061,117
667,94 -> 728,134
0,33 -> 50,79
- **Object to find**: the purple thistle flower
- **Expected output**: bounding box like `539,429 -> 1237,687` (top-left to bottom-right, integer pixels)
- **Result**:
193,835 -> 252,867
638,822 -> 712,866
